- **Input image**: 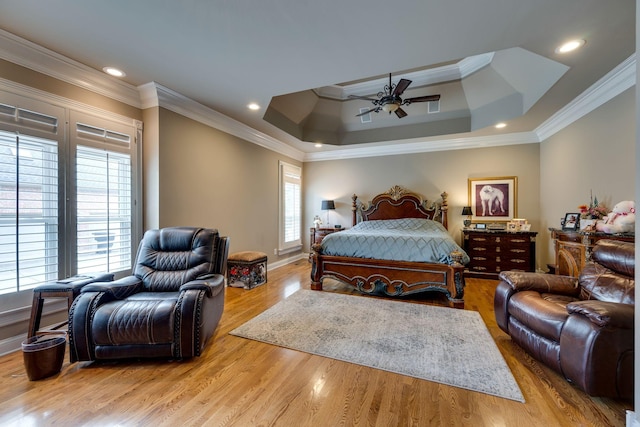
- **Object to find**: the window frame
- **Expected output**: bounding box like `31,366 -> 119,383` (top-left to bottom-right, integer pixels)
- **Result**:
0,87 -> 142,298
278,160 -> 302,255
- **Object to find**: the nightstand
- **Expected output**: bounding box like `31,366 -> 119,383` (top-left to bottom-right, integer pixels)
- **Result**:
309,227 -> 344,261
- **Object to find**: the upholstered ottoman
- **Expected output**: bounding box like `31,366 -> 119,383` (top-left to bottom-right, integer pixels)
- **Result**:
227,251 -> 267,289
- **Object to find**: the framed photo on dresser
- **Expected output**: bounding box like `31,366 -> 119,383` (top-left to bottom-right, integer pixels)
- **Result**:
562,213 -> 580,230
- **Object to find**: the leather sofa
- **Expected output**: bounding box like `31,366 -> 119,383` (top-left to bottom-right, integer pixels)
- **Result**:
494,239 -> 634,399
69,227 -> 229,362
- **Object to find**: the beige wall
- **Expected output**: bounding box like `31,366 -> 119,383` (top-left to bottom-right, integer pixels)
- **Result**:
304,143 -> 541,267
150,107 -> 302,260
539,87 -> 636,266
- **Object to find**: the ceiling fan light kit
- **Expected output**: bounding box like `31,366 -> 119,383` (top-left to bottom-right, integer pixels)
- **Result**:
350,73 -> 440,119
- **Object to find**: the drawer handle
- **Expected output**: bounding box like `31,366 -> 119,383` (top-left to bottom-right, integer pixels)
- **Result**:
510,249 -> 525,253
511,239 -> 526,243
473,247 -> 487,251
472,266 -> 487,271
472,257 -> 487,261
509,259 -> 526,263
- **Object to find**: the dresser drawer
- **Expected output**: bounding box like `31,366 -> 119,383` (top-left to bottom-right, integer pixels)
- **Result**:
462,229 -> 537,278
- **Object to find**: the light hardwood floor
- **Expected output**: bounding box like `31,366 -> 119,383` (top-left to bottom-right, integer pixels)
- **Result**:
0,260 -> 632,426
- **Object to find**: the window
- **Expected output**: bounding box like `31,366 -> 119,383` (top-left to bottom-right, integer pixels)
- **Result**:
278,161 -> 302,254
0,91 -> 140,296
76,146 -> 132,274
0,132 -> 59,294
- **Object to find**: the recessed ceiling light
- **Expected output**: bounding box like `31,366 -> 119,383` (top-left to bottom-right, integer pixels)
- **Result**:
495,122 -> 507,129
314,143 -> 323,148
247,103 -> 260,110
555,39 -> 586,54
102,66 -> 126,78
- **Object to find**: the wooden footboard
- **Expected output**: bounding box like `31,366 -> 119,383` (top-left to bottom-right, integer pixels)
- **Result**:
310,250 -> 466,309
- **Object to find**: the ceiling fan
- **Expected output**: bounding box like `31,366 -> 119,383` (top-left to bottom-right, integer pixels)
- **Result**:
349,73 -> 440,119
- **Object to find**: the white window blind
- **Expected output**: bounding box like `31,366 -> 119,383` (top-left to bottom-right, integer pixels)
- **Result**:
0,131 -> 58,294
279,161 -> 302,253
76,146 -> 132,274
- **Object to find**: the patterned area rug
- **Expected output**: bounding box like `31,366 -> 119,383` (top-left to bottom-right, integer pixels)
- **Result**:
230,290 -> 524,402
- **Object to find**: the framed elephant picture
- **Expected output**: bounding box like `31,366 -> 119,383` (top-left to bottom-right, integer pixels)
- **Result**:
468,176 -> 517,222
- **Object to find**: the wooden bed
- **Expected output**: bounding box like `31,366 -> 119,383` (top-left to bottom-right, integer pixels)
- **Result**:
310,185 -> 466,308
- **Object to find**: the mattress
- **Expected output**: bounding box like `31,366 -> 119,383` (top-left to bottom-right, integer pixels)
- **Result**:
320,218 -> 470,265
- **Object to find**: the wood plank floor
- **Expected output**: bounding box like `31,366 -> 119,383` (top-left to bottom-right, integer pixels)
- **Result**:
0,260 -> 632,426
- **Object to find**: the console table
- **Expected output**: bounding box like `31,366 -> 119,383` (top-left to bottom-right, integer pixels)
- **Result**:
462,229 -> 537,279
549,228 -> 634,277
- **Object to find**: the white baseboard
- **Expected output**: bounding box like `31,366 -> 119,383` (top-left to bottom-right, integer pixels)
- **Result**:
627,411 -> 640,427
268,252 -> 306,271
0,334 -> 27,356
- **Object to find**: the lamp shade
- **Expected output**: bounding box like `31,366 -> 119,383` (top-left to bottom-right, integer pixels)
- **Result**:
461,206 -> 473,216
321,200 -> 335,210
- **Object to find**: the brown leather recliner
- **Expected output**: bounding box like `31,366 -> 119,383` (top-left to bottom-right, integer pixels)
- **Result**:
69,227 -> 229,362
494,239 -> 634,399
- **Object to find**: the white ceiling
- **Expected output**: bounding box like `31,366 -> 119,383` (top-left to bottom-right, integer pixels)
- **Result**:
0,0 -> 635,158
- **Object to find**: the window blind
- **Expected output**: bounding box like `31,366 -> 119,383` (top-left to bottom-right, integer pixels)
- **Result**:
0,131 -> 58,294
76,145 -> 132,274
279,161 -> 302,252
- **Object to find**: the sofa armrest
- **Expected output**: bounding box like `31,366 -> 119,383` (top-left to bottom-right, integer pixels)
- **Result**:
81,275 -> 143,299
498,271 -> 579,296
180,274 -> 224,298
567,300 -> 635,328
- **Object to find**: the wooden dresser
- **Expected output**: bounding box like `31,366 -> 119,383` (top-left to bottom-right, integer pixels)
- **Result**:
462,229 -> 537,279
549,228 -> 635,277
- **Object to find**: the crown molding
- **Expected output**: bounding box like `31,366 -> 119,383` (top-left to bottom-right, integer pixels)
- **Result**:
304,131 -> 539,162
0,29 -> 142,109
535,53 -> 636,141
2,26 -> 633,164
139,82 -> 305,161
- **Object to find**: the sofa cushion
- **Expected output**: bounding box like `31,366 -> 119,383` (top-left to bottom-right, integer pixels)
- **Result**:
508,291 -> 579,342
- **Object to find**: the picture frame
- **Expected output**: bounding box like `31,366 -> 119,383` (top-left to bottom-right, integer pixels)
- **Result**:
475,223 -> 486,229
520,223 -> 531,231
468,176 -> 517,222
562,212 -> 580,230
506,222 -> 519,232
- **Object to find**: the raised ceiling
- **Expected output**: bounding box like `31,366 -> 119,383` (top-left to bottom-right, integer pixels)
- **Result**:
0,1 -> 635,158
265,48 -> 570,145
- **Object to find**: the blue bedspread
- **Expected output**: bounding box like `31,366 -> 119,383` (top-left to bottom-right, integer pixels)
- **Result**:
320,218 -> 470,265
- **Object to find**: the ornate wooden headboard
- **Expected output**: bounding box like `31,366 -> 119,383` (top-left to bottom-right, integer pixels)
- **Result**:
351,185 -> 449,229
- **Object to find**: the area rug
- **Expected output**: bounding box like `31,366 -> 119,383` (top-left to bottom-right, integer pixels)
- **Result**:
230,290 -> 524,402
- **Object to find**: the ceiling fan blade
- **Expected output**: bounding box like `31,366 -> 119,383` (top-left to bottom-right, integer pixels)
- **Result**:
356,107 -> 380,117
404,94 -> 441,104
394,108 -> 408,118
392,79 -> 412,96
348,94 -> 380,102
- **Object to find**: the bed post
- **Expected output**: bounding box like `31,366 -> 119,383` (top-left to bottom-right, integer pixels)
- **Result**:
440,191 -> 449,230
351,194 -> 358,226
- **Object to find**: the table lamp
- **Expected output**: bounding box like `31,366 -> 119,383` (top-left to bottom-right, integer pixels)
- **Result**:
462,206 -> 473,227
321,200 -> 335,225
